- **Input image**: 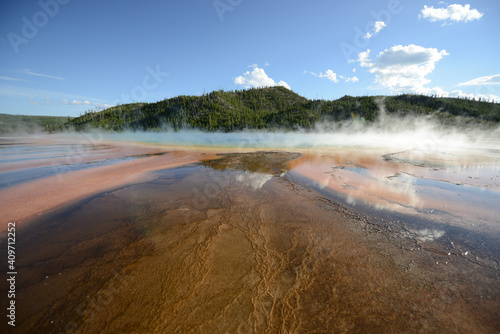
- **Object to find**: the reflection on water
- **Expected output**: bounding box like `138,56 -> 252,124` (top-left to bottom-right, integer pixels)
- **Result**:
0,156 -> 138,189
290,149 -> 500,232
0,140 -> 170,188
288,148 -> 500,275
0,142 -> 113,164
235,172 -> 272,190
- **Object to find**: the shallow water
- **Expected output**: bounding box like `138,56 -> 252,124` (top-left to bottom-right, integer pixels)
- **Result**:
290,149 -> 500,230
0,138 -> 170,188
0,138 -> 499,333
0,156 -> 141,189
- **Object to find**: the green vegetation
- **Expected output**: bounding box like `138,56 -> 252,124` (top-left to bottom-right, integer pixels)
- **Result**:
10,87 -> 499,133
67,87 -> 313,131
0,114 -> 71,134
383,95 -> 500,126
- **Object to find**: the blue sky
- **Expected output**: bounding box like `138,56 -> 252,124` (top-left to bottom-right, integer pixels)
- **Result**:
1,0 -> 499,117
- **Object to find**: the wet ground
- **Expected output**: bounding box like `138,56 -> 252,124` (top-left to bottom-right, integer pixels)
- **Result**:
0,138 -> 499,333
289,148 -> 500,265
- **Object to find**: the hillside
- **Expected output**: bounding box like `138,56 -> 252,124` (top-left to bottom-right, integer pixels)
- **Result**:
66,87 -> 500,132
0,114 -> 71,134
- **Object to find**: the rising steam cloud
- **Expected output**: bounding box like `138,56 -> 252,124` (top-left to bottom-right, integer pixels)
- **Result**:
88,108 -> 500,154
9,102 -> 500,154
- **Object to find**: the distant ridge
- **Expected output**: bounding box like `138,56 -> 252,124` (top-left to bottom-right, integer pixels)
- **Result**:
59,86 -> 500,132
0,114 -> 70,134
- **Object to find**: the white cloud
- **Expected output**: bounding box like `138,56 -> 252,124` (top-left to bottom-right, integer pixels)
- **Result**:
358,46 -> 499,101
234,67 -> 291,90
417,86 -> 450,97
358,44 -> 449,92
357,50 -> 373,68
96,103 -> 114,109
420,4 -> 483,23
309,69 -> 358,84
276,81 -> 291,90
26,97 -> 112,108
451,90 -> 499,102
64,99 -> 113,109
318,69 -> 339,83
458,74 -> 500,86
373,21 -> 386,34
0,76 -> 29,82
365,21 -> 387,39
249,62 -> 269,69
0,85 -> 111,108
69,100 -> 91,105
18,69 -> 65,80
309,70 -> 338,83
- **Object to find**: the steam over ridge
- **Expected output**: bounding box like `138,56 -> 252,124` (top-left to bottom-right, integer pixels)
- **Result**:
95,112 -> 499,153
65,87 -> 500,133
90,94 -> 500,152
3,87 -> 500,152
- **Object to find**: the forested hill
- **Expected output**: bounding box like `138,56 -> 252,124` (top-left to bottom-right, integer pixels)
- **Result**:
0,114 -> 70,134
67,87 -> 500,132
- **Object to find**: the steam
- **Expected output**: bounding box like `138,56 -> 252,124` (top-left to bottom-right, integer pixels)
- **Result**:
3,104 -> 500,154
0,118 -> 46,135
87,113 -> 500,153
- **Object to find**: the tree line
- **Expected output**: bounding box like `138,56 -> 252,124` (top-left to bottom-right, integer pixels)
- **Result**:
65,87 -> 500,132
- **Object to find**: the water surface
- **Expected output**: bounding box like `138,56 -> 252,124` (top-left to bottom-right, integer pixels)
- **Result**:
0,137 -> 499,333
